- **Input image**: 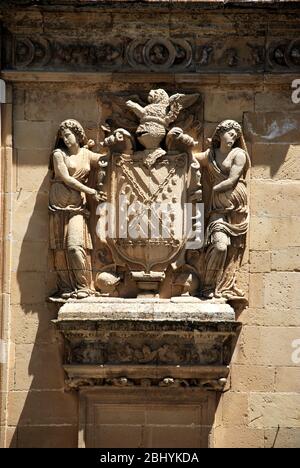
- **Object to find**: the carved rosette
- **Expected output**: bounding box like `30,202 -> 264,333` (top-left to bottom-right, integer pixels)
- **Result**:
4,33 -> 300,73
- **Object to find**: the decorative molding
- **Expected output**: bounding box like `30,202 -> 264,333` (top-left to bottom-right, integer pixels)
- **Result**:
3,34 -> 300,73
55,301 -> 240,392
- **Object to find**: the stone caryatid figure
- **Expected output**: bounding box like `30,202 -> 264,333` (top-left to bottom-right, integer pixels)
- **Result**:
49,119 -> 105,299
196,120 -> 250,300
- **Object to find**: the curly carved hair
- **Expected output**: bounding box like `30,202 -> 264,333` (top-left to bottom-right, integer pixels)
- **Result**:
211,120 -> 242,148
58,119 -> 87,147
210,119 -> 251,173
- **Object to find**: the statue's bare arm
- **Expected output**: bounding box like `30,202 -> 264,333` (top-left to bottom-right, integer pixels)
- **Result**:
194,150 -> 209,167
53,150 -> 96,195
126,100 -> 145,118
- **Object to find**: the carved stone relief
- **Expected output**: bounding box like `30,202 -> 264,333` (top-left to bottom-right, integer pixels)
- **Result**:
49,88 -> 250,303
4,33 -> 300,72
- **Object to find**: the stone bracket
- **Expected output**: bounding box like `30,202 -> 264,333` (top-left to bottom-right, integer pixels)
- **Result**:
54,298 -> 241,392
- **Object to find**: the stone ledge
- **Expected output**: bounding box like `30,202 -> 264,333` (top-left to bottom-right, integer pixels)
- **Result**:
54,299 -> 240,391
55,297 -> 236,322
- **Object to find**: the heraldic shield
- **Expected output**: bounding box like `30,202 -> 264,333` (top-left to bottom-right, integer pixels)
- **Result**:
107,150 -> 189,275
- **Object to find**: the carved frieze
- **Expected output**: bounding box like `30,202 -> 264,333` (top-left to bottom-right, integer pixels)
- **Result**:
3,33 -> 300,73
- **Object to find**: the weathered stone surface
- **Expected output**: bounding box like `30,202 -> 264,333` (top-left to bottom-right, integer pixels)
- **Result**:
249,251 -> 271,274
8,391 -> 78,426
265,272 -> 300,309
250,216 -> 300,250
11,272 -> 47,305
55,299 -> 238,389
251,144 -> 300,181
238,307 -> 300,327
14,121 -> 55,150
14,343 -> 65,390
275,367 -> 300,393
12,191 -> 48,242
12,241 -> 49,273
16,425 -> 78,449
2,0 -> 300,449
251,180 -> 300,217
233,326 -> 300,366
230,365 -> 275,392
221,392 -> 249,426
11,304 -> 58,345
57,297 -> 235,322
204,92 -> 254,122
24,88 -> 100,123
264,428 -> 300,449
249,393 -> 300,429
271,248 -> 300,272
212,426 -> 265,449
248,273 -> 265,308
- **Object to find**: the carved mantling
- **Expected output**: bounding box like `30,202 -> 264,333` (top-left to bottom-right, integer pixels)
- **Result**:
54,298 -> 240,391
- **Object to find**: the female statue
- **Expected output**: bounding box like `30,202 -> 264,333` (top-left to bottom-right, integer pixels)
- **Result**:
49,119 -> 105,299
196,120 -> 250,300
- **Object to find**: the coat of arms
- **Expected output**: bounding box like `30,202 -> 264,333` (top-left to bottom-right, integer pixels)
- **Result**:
96,89 -> 203,297
49,88 -> 249,302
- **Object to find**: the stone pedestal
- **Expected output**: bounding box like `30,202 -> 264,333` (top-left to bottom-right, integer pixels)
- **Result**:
54,297 -> 240,392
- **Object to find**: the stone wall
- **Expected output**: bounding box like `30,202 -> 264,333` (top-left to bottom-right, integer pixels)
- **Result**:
1,1 -> 300,448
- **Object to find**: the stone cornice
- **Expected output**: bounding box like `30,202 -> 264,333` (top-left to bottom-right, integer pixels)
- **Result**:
1,0 -> 300,13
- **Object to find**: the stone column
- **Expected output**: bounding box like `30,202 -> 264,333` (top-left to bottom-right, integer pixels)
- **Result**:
0,80 -> 13,448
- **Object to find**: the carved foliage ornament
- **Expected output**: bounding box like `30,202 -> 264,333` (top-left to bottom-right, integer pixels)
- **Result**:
49,88 -> 250,303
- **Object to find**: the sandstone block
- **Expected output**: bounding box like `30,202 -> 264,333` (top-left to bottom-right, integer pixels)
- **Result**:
264,428 -> 300,448
251,144 -> 300,180
221,392 -> 249,426
230,365 -> 275,392
251,180 -> 300,217
205,92 -> 253,122
213,426 -> 265,448
11,272 -> 47,305
264,272 -> 300,309
12,241 -> 49,273
249,251 -> 271,273
11,303 -> 58,345
249,393 -> 300,429
14,121 -> 55,150
17,425 -> 77,448
14,343 -> 65,391
275,367 -> 300,393
271,248 -> 300,272
233,326 -> 300,366
24,88 -> 100,123
250,216 -> 300,250
8,390 -> 78,426
249,273 -> 265,308
12,191 -> 48,242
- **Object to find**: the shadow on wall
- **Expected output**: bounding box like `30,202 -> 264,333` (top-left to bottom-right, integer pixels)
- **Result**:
11,167 -> 79,447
